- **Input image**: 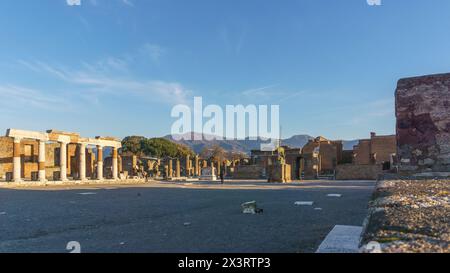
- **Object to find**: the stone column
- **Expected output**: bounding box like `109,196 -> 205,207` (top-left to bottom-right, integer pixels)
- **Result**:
13,138 -> 22,182
195,155 -> 199,176
112,147 -> 118,180
164,165 -> 169,178
79,143 -> 86,181
168,160 -> 173,178
97,145 -> 103,180
185,155 -> 190,177
217,160 -> 221,176
38,140 -> 46,182
60,142 -> 68,181
176,159 -> 181,177
210,160 -> 216,176
59,142 -> 67,181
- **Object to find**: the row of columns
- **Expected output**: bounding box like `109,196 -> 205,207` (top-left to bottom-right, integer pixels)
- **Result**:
164,157 -> 229,179
11,138 -> 118,182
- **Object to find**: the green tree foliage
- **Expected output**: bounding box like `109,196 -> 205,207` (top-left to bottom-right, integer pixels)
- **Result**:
121,136 -> 195,158
121,136 -> 146,155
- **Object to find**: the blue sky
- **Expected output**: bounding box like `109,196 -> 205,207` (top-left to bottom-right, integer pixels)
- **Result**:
1,0 -> 450,140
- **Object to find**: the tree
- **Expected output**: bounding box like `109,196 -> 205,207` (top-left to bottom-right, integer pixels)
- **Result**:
200,144 -> 226,162
139,138 -> 195,158
227,150 -> 248,161
121,136 -> 146,156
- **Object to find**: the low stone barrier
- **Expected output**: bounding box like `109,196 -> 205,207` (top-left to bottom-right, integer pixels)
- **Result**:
335,164 -> 382,180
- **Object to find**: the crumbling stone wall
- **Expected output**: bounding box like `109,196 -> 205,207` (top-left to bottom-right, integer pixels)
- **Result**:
396,73 -> 450,173
370,135 -> 396,164
233,165 -> 265,179
319,142 -> 339,172
335,164 -> 382,180
0,137 -> 13,180
353,140 -> 371,165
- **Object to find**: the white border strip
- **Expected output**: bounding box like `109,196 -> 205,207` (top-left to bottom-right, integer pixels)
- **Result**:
316,225 -> 362,253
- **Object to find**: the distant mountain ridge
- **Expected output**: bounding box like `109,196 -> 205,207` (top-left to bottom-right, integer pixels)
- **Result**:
164,132 -> 359,154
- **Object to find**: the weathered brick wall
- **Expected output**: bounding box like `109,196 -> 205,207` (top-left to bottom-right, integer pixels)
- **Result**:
319,142 -> 338,172
0,137 -> 13,179
335,164 -> 382,180
45,143 -> 60,167
396,73 -> 450,172
370,135 -> 396,164
354,140 -> 371,165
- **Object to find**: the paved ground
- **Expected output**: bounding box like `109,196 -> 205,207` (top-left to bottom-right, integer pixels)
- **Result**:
0,180 -> 375,253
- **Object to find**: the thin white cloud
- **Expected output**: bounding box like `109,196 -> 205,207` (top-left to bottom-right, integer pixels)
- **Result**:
121,0 -> 134,7
241,84 -> 279,97
0,84 -> 70,111
18,60 -> 191,105
241,84 -> 305,103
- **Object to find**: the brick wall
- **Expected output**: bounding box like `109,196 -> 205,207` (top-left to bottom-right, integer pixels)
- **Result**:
371,135 -> 396,164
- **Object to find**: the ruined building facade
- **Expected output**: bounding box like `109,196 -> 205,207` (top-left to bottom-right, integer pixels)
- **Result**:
247,133 -> 397,181
353,132 -> 396,167
301,136 -> 343,179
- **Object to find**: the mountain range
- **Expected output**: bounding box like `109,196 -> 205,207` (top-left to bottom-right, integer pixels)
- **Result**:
165,133 -> 359,154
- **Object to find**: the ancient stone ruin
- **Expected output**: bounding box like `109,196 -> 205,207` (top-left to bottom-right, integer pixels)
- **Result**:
1,129 -> 122,182
396,73 -> 450,174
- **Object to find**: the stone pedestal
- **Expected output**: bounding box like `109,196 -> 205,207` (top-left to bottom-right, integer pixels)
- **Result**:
199,167 -> 217,181
268,163 -> 292,183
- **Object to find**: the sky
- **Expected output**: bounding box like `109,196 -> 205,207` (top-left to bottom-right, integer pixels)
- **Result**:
1,0 -> 450,140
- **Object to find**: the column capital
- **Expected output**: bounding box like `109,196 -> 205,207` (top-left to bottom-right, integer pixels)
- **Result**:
13,137 -> 22,143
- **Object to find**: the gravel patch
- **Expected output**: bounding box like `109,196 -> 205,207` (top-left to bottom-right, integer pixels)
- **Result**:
361,180 -> 449,253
